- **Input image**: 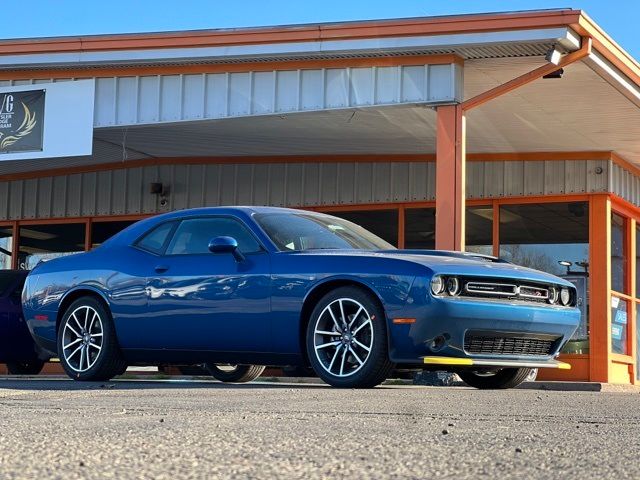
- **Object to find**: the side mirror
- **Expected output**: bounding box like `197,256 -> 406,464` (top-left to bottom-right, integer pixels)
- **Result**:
208,236 -> 245,262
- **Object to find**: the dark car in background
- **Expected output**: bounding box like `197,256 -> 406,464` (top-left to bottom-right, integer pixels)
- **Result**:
0,270 -> 50,375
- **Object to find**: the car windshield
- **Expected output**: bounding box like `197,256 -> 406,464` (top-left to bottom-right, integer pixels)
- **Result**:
255,212 -> 395,251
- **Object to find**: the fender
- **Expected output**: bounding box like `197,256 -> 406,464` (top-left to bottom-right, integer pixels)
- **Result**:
302,273 -> 414,313
58,284 -> 112,318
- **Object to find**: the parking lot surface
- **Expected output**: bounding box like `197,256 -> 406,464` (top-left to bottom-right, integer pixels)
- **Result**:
0,378 -> 637,479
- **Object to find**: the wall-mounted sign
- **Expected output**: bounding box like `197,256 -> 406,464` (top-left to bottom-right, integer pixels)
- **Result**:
0,79 -> 94,162
0,89 -> 45,154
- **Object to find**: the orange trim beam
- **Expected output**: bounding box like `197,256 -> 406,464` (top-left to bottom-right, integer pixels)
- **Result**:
0,54 -> 463,81
435,104 -> 465,251
0,10 -> 584,56
589,194 -> 611,382
0,151 -> 613,183
572,13 -> 640,97
628,218 -> 637,382
462,37 -> 593,111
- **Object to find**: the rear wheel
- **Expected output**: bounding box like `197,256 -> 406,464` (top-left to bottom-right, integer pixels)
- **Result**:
57,297 -> 126,381
205,364 -> 265,383
458,368 -> 532,390
6,360 -> 45,375
306,286 -> 394,388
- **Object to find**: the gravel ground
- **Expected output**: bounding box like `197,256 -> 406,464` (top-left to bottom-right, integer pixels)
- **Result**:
0,378 -> 638,479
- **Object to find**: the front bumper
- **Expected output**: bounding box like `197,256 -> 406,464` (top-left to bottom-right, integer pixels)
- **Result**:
388,280 -> 581,367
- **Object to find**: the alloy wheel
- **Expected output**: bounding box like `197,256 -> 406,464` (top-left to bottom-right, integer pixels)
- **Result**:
61,305 -> 104,373
312,298 -> 374,378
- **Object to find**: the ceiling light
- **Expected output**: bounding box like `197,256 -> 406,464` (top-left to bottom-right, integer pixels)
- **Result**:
543,68 -> 564,79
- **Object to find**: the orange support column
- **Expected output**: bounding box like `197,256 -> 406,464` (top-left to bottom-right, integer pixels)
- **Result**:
629,219 -> 637,384
589,195 -> 611,382
435,104 -> 465,251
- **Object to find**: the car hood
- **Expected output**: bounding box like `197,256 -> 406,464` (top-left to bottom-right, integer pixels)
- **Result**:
294,249 -> 573,287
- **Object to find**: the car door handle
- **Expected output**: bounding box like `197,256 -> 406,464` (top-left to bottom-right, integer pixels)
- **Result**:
154,265 -> 169,273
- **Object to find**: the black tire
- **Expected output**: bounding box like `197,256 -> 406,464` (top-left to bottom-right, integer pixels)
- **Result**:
57,296 -> 126,381
205,364 -> 265,383
458,368 -> 533,390
6,360 -> 45,375
306,286 -> 395,388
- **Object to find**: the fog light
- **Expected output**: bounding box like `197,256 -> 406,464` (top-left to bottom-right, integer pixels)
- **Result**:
430,335 -> 446,351
430,276 -> 445,295
560,288 -> 571,306
446,277 -> 460,296
548,287 -> 558,304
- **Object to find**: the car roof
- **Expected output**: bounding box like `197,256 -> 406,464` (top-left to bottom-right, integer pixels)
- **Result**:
160,206 -> 313,217
101,206 -> 321,249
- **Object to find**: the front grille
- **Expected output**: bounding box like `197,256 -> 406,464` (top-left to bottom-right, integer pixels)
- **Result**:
464,333 -> 559,356
465,281 -> 517,296
461,279 -> 555,304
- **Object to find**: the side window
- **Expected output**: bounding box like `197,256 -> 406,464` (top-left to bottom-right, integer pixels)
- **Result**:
166,217 -> 261,255
136,222 -> 175,254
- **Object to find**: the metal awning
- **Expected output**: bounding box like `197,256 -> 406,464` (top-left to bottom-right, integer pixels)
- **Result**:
0,27 -> 579,69
0,9 -> 639,175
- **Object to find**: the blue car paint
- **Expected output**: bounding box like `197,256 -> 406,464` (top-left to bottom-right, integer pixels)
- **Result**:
22,206 -> 581,368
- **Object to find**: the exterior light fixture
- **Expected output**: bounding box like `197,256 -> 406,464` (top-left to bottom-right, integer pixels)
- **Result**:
543,68 -> 564,79
558,260 -> 572,275
150,182 -> 169,207
545,46 -> 562,65
150,182 -> 165,195
575,261 -> 589,273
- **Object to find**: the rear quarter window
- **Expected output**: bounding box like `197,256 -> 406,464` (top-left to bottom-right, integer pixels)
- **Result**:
135,221 -> 176,254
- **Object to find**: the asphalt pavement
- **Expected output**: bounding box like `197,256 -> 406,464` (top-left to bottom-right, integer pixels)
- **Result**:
0,378 -> 638,479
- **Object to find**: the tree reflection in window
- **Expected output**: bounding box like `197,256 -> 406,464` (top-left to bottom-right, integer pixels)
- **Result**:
499,202 -> 590,353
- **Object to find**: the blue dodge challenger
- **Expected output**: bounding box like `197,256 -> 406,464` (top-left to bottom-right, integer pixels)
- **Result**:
22,207 -> 580,389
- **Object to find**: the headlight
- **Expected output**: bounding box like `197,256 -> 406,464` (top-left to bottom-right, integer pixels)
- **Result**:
430,275 -> 445,295
548,287 -> 558,304
560,288 -> 571,306
446,277 -> 460,296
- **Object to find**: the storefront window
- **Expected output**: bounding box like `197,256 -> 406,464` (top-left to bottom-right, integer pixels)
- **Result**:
92,221 -> 137,249
18,223 -> 86,270
611,296 -> 628,355
0,227 -> 13,269
325,209 -> 398,247
405,208 -> 435,249
611,213 -> 626,294
499,202 -> 589,275
466,206 -> 493,256
499,202 -> 589,353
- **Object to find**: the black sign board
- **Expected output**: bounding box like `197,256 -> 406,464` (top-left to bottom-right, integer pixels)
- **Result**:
0,90 -> 45,154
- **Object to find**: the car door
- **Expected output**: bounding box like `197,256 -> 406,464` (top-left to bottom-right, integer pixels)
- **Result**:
143,215 -> 271,352
0,275 -> 24,360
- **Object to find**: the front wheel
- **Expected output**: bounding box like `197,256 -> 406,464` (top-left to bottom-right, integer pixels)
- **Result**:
205,364 -> 265,383
458,368 -> 532,390
57,297 -> 126,381
6,360 -> 45,375
306,286 -> 394,388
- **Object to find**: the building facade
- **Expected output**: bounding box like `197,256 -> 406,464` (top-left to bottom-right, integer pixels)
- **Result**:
0,9 -> 639,383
